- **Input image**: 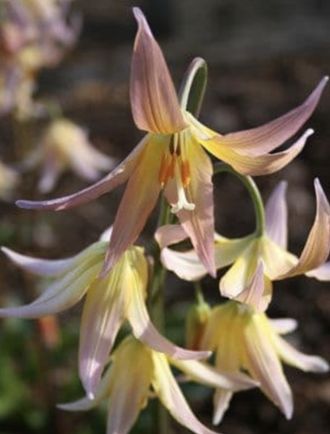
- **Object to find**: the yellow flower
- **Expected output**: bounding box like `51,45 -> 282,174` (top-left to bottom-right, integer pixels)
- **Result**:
0,231 -> 212,398
59,336 -> 256,434
201,302 -> 329,424
16,8 -> 327,278
157,179 -> 330,311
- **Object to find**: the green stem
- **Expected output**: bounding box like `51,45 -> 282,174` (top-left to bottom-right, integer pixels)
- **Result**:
194,281 -> 205,305
179,57 -> 208,116
214,163 -> 266,236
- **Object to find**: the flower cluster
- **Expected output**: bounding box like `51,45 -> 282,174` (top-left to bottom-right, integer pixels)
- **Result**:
0,6 -> 329,434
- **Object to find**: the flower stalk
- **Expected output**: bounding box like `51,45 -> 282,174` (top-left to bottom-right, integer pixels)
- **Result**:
214,162 -> 266,236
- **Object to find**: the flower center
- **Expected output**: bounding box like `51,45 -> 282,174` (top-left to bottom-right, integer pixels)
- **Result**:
158,133 -> 195,213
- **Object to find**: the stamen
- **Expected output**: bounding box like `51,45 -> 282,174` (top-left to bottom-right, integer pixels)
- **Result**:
171,164 -> 195,214
158,153 -> 169,187
180,160 -> 191,188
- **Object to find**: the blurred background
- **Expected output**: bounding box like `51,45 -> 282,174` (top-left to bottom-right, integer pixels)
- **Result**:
0,0 -> 329,433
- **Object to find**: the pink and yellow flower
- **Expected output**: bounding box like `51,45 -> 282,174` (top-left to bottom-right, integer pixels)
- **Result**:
157,179 -> 330,310
200,302 -> 329,423
59,336 -> 256,434
16,8 -> 327,278
0,234 -> 213,398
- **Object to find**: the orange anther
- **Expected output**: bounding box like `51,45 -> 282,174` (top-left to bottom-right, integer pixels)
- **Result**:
181,160 -> 191,187
158,153 -> 169,187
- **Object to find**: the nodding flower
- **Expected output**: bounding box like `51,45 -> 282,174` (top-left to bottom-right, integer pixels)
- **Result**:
200,302 -> 329,424
0,232 -> 215,399
58,336 -> 257,434
157,179 -> 330,311
16,8 -> 327,279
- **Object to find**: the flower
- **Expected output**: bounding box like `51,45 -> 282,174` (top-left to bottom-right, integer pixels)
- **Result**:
157,179 -> 330,311
24,118 -> 115,193
0,235 -> 212,398
16,8 -> 327,278
58,336 -> 256,434
201,301 -> 329,424
0,160 -> 19,199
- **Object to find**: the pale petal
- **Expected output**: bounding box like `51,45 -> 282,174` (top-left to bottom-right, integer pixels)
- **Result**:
201,129 -> 313,176
99,226 -> 113,242
171,359 -> 256,391
79,273 -> 126,398
273,335 -> 329,373
278,179 -> 330,278
102,138 -> 165,274
161,235 -> 253,282
1,247 -> 77,276
130,8 -> 186,134
106,339 -> 152,434
16,135 -> 147,211
165,139 -> 216,276
160,248 -> 208,281
211,305 -> 243,424
126,254 -> 210,360
235,261 -> 267,312
151,352 -> 219,434
212,390 -> 232,426
211,77 -> 328,154
155,224 -> 187,249
270,319 -> 298,335
243,314 -> 293,419
1,242 -> 106,277
38,157 -> 63,193
261,237 -> 298,279
58,365 -> 113,411
220,239 -> 258,299
265,181 -> 288,249
306,261 -> 330,281
0,262 -> 100,318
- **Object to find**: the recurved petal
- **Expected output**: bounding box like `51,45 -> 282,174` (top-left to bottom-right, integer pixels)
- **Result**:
102,138 -> 165,274
1,247 -> 77,276
211,77 -> 328,154
201,129 -> 313,176
151,352 -> 220,434
243,314 -> 293,419
171,359 -> 257,391
270,318 -> 298,335
126,256 -> 210,361
273,335 -> 329,373
278,179 -> 330,279
0,261 -> 100,318
165,140 -> 216,276
265,181 -> 288,249
155,224 -> 188,249
16,135 -> 147,211
306,261 -> 330,281
79,272 -> 126,398
130,8 -> 186,134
